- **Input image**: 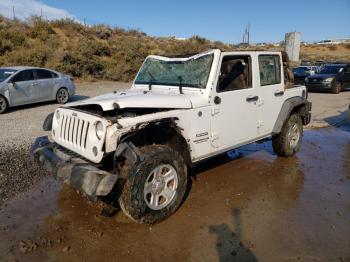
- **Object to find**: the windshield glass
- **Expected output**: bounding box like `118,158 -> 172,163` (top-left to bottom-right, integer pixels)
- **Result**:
293,67 -> 308,74
318,66 -> 343,74
134,54 -> 214,88
0,69 -> 17,82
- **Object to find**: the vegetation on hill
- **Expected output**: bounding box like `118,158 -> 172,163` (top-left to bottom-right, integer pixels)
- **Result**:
0,16 -> 349,81
0,16 -> 232,81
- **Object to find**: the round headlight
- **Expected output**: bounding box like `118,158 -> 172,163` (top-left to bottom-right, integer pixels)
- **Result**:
95,121 -> 104,140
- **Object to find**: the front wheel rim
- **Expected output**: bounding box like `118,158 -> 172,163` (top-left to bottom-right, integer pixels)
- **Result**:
143,164 -> 178,210
288,124 -> 300,149
0,97 -> 6,112
57,89 -> 68,103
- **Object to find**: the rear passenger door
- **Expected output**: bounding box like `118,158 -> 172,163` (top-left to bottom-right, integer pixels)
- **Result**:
9,69 -> 36,106
257,54 -> 285,135
34,69 -> 56,101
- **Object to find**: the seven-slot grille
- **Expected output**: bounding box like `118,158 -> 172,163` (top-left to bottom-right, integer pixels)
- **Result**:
58,113 -> 90,150
53,108 -> 107,163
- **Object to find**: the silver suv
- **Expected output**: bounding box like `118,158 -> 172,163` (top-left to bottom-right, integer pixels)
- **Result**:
0,67 -> 75,113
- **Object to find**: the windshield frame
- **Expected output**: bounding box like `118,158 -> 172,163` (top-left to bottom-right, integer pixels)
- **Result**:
133,52 -> 215,89
0,69 -> 18,83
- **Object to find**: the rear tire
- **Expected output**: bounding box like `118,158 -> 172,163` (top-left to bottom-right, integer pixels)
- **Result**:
119,144 -> 188,224
0,95 -> 8,114
56,88 -> 69,104
272,114 -> 303,157
331,81 -> 341,94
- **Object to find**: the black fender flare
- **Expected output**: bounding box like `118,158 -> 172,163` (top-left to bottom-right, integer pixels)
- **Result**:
272,96 -> 311,134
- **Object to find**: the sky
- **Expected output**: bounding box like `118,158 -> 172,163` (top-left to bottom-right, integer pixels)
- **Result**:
0,0 -> 349,44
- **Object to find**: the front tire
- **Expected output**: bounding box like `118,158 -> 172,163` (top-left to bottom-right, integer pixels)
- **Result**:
0,96 -> 8,114
272,114 -> 303,157
331,81 -> 341,94
56,88 -> 70,104
119,144 -> 188,224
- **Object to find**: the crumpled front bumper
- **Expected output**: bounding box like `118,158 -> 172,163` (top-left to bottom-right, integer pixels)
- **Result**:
31,136 -> 118,200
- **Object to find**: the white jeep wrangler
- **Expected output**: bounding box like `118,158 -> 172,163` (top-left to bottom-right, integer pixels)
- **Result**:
32,49 -> 311,224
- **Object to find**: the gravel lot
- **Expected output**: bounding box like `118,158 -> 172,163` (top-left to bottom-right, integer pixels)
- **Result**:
0,83 -> 349,205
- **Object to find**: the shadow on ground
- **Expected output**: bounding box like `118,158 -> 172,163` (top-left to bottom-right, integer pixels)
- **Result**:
209,208 -> 257,262
324,109 -> 350,132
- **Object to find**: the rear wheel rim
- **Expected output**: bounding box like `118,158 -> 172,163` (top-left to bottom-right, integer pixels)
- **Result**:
0,97 -> 6,112
143,164 -> 178,210
288,123 -> 300,149
57,89 -> 68,103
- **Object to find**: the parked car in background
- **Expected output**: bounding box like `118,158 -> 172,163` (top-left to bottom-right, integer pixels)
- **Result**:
0,67 -> 75,114
305,64 -> 349,94
293,66 -> 318,85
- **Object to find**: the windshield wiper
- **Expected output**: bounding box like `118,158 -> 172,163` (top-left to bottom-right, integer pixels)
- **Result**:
148,72 -> 156,91
178,76 -> 183,94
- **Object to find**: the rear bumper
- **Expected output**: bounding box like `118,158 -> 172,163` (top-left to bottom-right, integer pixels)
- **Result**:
31,136 -> 118,200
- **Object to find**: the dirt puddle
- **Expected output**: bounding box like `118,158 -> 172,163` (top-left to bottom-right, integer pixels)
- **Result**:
0,127 -> 349,262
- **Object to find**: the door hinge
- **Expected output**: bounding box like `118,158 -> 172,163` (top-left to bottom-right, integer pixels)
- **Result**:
258,98 -> 264,106
257,120 -> 264,128
211,132 -> 219,142
211,108 -> 220,116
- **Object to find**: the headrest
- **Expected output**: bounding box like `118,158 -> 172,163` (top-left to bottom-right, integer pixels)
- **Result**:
222,59 -> 245,75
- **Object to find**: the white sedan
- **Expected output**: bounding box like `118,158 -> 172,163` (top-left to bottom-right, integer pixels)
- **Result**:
0,67 -> 75,113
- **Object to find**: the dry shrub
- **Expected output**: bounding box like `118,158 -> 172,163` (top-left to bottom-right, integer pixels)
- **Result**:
327,45 -> 338,51
0,15 -> 349,81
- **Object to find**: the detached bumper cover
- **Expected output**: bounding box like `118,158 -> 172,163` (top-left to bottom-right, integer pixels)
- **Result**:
31,136 -> 118,200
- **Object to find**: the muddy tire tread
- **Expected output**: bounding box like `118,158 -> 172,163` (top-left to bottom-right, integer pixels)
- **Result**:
272,114 -> 303,157
119,144 -> 187,224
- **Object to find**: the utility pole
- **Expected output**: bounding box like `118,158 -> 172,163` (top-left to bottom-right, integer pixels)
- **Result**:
40,8 -> 43,20
247,23 -> 250,45
12,0 -> 16,20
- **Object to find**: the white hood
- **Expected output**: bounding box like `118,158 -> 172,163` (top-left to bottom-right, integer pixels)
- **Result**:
65,89 -> 207,111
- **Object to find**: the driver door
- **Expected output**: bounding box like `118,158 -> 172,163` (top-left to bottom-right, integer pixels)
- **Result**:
210,54 -> 260,150
9,69 -> 36,106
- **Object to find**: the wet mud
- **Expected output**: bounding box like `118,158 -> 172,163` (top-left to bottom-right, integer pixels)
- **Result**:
0,127 -> 349,262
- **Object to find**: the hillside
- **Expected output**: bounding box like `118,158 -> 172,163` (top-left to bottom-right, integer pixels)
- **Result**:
0,16 -> 349,81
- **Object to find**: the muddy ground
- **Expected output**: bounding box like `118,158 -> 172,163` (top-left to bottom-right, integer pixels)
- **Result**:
0,82 -> 349,261
0,125 -> 349,262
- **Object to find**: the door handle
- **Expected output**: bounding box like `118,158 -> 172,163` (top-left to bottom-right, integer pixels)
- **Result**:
274,90 -> 284,96
246,95 -> 259,102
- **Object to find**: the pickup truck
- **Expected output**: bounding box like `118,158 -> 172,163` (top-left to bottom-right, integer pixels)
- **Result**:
32,49 -> 311,224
